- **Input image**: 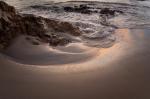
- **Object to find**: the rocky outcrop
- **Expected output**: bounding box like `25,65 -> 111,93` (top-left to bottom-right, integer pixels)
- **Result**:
100,8 -> 123,16
0,1 -> 82,49
64,4 -> 123,16
64,5 -> 94,14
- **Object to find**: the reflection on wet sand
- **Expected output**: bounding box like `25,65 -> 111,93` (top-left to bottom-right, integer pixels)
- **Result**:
4,35 -> 99,66
1,29 -> 150,99
1,28 -> 135,73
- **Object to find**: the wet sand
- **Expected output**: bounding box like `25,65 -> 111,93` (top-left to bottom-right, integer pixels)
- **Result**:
4,35 -> 99,65
0,29 -> 150,99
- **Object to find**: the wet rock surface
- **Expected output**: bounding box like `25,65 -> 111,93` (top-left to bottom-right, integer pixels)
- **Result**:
24,1 -> 128,48
63,4 -> 124,16
3,0 -> 147,49
0,1 -> 82,49
100,8 -> 123,16
64,4 -> 93,14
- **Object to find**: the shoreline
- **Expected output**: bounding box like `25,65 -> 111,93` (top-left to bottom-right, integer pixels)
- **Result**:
1,1 -> 150,98
0,28 -> 138,70
0,29 -> 149,95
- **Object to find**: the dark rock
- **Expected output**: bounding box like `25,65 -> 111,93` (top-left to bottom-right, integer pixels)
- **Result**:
31,41 -> 40,45
45,20 -> 81,36
49,37 -> 71,46
64,6 -> 74,12
100,8 -> 123,16
64,4 -> 92,14
0,1 -> 82,49
100,8 -> 115,16
0,1 -> 15,13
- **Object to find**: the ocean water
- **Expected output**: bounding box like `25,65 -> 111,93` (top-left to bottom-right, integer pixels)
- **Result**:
1,0 -> 150,48
4,0 -> 131,8
2,0 -> 150,48
3,0 -> 150,9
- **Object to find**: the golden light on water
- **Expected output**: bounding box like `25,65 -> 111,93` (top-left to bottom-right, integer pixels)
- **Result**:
3,28 -> 135,74
18,29 -> 133,74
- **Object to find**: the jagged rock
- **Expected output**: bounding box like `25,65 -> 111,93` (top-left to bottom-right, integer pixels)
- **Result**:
64,4 -> 123,15
64,7 -> 74,12
64,4 -> 92,14
100,8 -> 123,16
0,1 -> 82,49
49,36 -> 71,46
100,8 -> 115,16
0,1 -> 15,13
45,20 -> 81,36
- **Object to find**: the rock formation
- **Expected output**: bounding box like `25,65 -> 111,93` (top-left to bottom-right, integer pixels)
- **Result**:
0,1 -> 82,49
100,8 -> 123,16
64,4 -> 93,14
63,4 -> 123,15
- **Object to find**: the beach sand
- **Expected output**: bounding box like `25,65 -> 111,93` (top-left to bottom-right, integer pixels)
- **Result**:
0,29 -> 150,99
